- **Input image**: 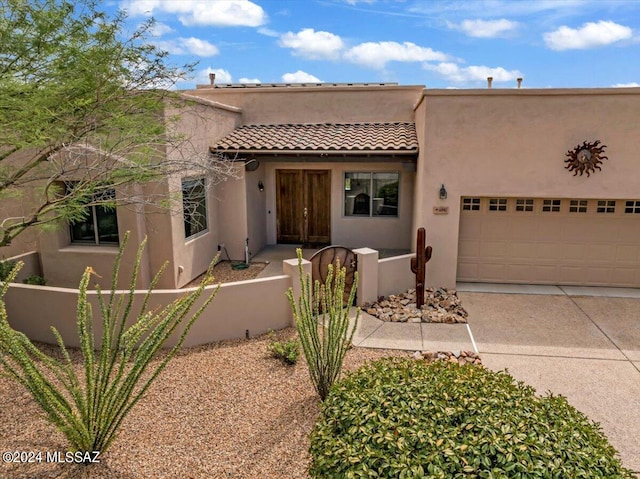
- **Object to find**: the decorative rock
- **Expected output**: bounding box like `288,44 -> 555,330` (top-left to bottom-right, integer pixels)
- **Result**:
413,350 -> 482,366
363,287 -> 469,324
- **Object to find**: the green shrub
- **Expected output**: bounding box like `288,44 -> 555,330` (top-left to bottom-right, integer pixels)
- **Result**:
22,273 -> 46,286
0,260 -> 17,282
287,249 -> 359,401
0,233 -> 218,455
267,333 -> 300,365
310,357 -> 634,478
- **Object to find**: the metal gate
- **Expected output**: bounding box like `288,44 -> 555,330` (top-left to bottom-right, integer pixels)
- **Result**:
309,246 -> 357,306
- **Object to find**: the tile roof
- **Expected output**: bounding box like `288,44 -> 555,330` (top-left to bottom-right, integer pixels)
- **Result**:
211,123 -> 418,154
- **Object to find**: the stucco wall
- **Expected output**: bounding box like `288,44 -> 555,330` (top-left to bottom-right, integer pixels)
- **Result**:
2,274 -> 292,349
264,161 -> 415,250
414,88 -> 640,287
187,85 -> 424,124
245,162 -> 267,257
35,99 -> 243,290
164,99 -> 243,287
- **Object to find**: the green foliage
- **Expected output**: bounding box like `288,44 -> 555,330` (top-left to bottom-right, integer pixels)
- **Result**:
0,0 -> 195,246
309,357 -> 634,478
0,259 -> 17,281
287,249 -> 359,401
22,273 -> 46,286
267,332 -> 300,365
0,232 -> 218,454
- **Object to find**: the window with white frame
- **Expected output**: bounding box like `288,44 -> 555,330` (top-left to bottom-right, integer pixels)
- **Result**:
488,198 -> 507,211
68,187 -> 119,245
625,201 -> 640,214
515,199 -> 534,212
542,199 -> 561,212
462,197 -> 481,211
344,172 -> 399,217
182,178 -> 208,238
597,200 -> 616,213
569,199 -> 588,213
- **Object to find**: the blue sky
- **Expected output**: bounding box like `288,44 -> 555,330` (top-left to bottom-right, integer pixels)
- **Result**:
111,0 -> 640,89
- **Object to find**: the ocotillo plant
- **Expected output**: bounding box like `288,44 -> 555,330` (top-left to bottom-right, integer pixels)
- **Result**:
287,249 -> 359,401
410,227 -> 433,308
0,232 -> 218,455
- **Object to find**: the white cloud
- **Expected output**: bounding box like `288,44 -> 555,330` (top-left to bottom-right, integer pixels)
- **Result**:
279,28 -> 344,60
257,27 -> 279,37
154,37 -> 219,57
179,37 -> 219,56
344,41 -> 449,69
281,71 -> 322,83
122,0 -> 266,27
199,68 -> 233,84
449,19 -> 519,38
239,77 -> 261,83
425,62 -> 522,83
148,21 -> 173,37
612,82 -> 640,87
544,21 -> 632,50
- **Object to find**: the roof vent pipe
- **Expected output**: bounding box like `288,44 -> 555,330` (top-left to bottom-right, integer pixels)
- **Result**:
487,77 -> 493,89
517,77 -> 523,89
209,73 -> 216,85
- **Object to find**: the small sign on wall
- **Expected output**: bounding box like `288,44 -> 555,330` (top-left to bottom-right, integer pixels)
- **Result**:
433,206 -> 449,215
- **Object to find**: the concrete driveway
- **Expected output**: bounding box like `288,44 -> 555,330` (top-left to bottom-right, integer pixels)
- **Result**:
459,285 -> 640,474
351,284 -> 640,473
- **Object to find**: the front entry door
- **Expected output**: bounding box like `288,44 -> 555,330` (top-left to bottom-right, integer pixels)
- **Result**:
276,169 -> 331,245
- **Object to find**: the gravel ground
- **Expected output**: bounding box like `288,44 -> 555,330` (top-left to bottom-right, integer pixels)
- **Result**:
184,261 -> 267,287
0,329 -> 408,479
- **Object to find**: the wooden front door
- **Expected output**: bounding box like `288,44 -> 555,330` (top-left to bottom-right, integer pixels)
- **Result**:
276,169 -> 331,245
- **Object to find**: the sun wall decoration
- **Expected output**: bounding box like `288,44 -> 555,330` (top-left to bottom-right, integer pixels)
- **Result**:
564,140 -> 608,177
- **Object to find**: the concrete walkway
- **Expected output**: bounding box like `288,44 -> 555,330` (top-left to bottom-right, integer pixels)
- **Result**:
350,283 -> 640,473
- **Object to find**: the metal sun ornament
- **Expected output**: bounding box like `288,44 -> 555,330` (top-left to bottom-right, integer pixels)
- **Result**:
564,140 -> 608,177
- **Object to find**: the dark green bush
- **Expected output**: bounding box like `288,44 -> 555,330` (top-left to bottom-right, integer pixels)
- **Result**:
267,335 -> 300,365
22,274 -> 46,286
0,260 -> 17,282
310,357 -> 634,478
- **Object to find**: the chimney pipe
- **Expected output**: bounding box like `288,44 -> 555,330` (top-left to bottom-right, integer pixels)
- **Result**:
517,77 -> 522,89
487,77 -> 493,89
209,73 -> 216,85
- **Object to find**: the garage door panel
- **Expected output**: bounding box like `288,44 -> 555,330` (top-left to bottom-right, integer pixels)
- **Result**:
586,244 -> 616,262
508,242 -> 539,260
458,239 -> 480,257
456,262 -> 478,281
478,263 -> 507,281
615,245 -> 640,263
480,241 -> 510,258
557,243 -> 588,260
457,197 -> 640,287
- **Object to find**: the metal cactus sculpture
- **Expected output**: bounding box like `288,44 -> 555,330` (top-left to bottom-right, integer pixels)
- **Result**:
410,227 -> 433,308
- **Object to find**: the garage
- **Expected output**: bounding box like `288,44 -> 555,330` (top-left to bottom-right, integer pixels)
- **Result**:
457,197 -> 640,287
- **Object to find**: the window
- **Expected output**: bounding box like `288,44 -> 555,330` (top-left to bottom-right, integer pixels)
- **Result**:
625,200 -> 640,214
515,199 -> 534,212
542,199 -> 561,212
488,198 -> 507,211
462,198 -> 480,211
569,199 -> 588,213
182,178 -> 208,238
69,188 -> 119,245
344,172 -> 399,217
597,200 -> 616,213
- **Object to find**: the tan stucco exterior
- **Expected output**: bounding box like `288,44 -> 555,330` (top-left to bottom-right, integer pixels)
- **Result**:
4,84 -> 640,291
414,88 -> 640,287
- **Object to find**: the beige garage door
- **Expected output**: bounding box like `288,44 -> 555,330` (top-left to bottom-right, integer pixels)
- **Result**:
457,198 -> 640,286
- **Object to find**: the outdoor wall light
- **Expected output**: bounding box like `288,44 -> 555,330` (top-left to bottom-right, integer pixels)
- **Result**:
439,184 -> 447,200
258,181 -> 264,192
